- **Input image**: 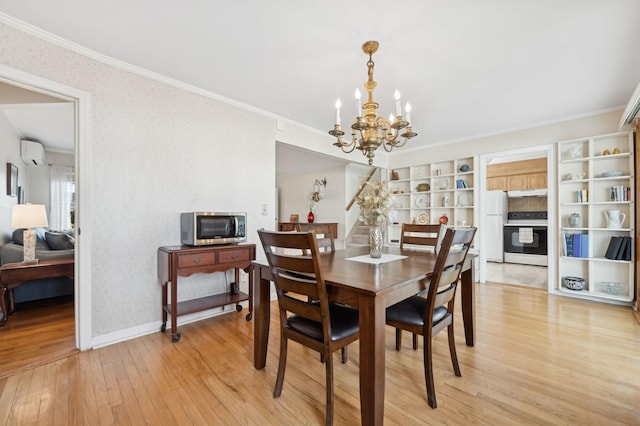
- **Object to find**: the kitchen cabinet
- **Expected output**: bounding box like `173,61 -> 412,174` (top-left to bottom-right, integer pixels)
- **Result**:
556,131 -> 634,305
487,158 -> 547,191
487,176 -> 507,191
507,172 -> 547,190
387,156 -> 478,246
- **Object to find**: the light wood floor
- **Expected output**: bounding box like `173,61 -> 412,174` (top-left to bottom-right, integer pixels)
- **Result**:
0,296 -> 77,379
1,284 -> 639,425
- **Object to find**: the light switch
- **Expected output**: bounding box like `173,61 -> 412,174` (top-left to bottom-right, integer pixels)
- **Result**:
261,204 -> 268,215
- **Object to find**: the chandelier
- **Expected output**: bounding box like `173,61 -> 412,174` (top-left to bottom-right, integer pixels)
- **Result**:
329,40 -> 417,165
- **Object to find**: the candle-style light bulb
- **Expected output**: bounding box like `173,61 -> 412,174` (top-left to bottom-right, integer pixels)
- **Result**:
405,102 -> 412,124
389,113 -> 395,123
355,88 -> 362,116
394,90 -> 402,117
335,99 -> 341,125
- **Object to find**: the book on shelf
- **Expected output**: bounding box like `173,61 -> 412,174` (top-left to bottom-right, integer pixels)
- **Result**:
563,232 -> 574,256
455,179 -> 469,188
576,190 -> 589,203
609,185 -> 631,202
562,232 -> 588,257
604,236 -> 623,259
613,236 -> 632,261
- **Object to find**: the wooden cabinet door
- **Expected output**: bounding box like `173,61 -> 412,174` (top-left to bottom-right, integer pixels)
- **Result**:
487,176 -> 507,191
528,172 -> 547,189
507,175 -> 527,190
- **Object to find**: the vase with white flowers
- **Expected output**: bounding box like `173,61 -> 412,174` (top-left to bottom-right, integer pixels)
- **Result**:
356,181 -> 391,258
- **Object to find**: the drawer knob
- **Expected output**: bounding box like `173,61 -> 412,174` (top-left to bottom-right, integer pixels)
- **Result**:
192,257 -> 201,264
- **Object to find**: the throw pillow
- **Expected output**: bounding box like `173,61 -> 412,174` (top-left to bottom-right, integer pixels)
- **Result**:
46,231 -> 75,250
12,228 -> 25,245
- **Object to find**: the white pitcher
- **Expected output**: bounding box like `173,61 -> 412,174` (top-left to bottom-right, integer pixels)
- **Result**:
603,210 -> 626,228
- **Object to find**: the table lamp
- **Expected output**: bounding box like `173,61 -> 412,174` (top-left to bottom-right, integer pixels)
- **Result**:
11,203 -> 49,264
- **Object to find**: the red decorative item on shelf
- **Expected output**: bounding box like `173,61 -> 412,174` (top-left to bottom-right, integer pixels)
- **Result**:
439,214 -> 449,225
307,211 -> 315,223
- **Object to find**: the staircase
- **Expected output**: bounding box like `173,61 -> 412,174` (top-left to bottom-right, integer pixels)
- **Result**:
347,224 -> 371,247
346,223 -> 389,248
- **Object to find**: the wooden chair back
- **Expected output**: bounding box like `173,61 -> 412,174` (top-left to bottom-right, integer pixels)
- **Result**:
400,223 -> 443,251
426,227 -> 476,322
295,223 -> 335,252
257,229 -> 331,349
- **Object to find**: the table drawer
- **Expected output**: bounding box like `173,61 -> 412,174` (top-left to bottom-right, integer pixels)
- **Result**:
218,249 -> 251,264
177,253 -> 217,268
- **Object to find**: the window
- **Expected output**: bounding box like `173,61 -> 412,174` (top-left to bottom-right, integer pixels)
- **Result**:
49,165 -> 75,231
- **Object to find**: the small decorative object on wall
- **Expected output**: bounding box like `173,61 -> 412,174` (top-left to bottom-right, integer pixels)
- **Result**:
310,177 -> 327,202
289,214 -> 299,223
6,162 -> 18,197
18,186 -> 24,204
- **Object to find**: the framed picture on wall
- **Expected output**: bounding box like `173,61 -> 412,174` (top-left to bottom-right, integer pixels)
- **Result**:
6,163 -> 17,197
289,214 -> 299,223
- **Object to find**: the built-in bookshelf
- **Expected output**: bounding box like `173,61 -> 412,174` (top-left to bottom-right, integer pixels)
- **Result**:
557,131 -> 634,304
386,156 -> 478,246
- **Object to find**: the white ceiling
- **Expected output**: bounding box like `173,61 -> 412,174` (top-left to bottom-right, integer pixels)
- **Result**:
1,1 -> 639,168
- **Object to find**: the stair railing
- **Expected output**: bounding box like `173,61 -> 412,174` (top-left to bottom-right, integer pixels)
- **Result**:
346,168 -> 378,211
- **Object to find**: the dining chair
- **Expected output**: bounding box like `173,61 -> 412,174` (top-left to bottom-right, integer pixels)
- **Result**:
257,229 -> 360,426
400,223 -> 443,251
398,223 -> 443,350
386,227 -> 476,408
294,223 -> 350,363
295,223 -> 335,252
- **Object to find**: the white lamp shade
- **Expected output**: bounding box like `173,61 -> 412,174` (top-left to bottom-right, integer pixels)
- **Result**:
11,204 -> 49,229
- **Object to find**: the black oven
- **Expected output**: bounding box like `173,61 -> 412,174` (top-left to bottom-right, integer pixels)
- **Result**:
503,224 -> 548,266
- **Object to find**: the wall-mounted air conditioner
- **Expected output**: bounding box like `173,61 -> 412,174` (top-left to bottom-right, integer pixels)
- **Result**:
21,140 -> 46,166
618,81 -> 640,130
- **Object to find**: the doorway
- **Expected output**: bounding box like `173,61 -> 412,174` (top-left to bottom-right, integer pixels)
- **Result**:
0,64 -> 92,363
478,145 -> 556,291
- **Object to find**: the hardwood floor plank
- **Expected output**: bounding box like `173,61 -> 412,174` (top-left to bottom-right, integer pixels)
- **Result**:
1,283 -> 639,424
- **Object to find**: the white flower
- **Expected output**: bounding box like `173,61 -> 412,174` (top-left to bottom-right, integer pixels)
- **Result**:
356,181 -> 391,226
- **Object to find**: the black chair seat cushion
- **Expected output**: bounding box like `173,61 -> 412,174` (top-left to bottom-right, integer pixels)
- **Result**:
287,303 -> 359,342
386,296 -> 448,327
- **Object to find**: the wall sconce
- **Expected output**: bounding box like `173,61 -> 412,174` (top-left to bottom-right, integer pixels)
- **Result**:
311,177 -> 327,202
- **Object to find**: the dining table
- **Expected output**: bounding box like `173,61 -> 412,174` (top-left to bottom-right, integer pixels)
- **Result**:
251,245 -> 477,425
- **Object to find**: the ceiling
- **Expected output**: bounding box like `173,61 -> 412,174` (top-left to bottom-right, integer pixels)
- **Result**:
1,1 -> 639,169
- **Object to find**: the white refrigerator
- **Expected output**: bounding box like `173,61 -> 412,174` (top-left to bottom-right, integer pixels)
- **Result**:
486,190 -> 508,262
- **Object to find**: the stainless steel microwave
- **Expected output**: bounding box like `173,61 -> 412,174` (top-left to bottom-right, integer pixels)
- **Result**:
180,212 -> 246,246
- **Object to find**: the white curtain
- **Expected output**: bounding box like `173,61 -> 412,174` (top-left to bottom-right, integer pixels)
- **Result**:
49,165 -> 75,231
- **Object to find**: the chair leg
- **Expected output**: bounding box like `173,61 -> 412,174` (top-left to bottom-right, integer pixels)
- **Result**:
395,328 -> 402,351
341,345 -> 348,364
447,322 -> 461,377
273,335 -> 288,398
423,334 -> 437,408
412,333 -> 418,350
325,349 -> 334,426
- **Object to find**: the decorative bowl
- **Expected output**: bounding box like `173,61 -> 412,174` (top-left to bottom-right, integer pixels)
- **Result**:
601,171 -> 624,177
563,276 -> 585,291
416,183 -> 430,192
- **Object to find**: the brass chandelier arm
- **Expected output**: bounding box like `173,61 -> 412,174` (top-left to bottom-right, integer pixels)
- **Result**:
328,40 -> 417,166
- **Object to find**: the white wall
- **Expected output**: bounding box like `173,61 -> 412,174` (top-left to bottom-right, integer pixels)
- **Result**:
0,21 -> 286,340
0,111 -> 23,242
276,165 -> 346,242
388,111 -> 622,168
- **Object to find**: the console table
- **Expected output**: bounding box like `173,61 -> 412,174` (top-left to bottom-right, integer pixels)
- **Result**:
157,244 -> 255,342
0,258 -> 75,326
